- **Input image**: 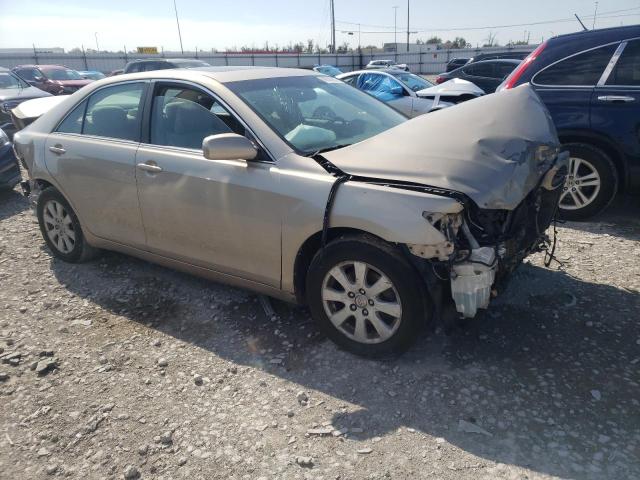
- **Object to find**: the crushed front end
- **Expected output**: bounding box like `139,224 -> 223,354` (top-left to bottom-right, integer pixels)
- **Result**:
412,151 -> 569,320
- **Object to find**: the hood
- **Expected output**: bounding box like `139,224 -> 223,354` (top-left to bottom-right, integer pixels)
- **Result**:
416,78 -> 485,97
0,85 -> 52,102
11,95 -> 67,120
323,84 -> 560,210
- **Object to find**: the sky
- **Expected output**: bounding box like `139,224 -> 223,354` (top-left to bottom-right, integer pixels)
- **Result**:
1,0 -> 639,52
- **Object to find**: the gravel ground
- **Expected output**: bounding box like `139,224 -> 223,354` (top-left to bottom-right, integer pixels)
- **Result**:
0,184 -> 639,480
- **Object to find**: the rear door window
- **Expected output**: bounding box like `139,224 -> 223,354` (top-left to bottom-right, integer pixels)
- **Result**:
82,82 -> 146,141
463,62 -> 494,78
534,44 -> 618,86
606,40 -> 640,86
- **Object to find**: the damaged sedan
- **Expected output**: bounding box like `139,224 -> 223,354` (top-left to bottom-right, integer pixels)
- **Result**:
13,67 -> 567,357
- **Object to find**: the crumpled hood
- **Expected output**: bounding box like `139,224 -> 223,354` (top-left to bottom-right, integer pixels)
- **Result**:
416,78 -> 485,98
0,86 -> 51,102
323,84 -> 560,210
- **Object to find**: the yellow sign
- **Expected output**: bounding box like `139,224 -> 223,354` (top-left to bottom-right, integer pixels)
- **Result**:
136,47 -> 158,54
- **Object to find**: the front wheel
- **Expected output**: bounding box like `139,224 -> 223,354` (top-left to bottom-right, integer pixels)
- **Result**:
559,143 -> 618,221
306,235 -> 429,357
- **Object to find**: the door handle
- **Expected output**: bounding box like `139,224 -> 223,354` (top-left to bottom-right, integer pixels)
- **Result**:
597,95 -> 635,103
48,145 -> 66,155
136,162 -> 163,173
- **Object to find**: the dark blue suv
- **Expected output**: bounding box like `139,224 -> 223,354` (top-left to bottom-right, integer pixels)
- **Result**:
500,25 -> 640,219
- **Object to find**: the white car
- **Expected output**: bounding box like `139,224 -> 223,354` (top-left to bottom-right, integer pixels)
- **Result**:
415,78 -> 485,104
337,69 -> 452,117
365,60 -> 409,71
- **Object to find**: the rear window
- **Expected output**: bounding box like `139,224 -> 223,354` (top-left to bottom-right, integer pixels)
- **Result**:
534,44 -> 617,86
463,62 -> 494,77
606,40 -> 640,86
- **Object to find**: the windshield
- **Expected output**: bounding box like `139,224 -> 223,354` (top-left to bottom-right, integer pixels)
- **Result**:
43,68 -> 83,80
0,71 -> 29,89
227,75 -> 406,154
390,72 -> 433,91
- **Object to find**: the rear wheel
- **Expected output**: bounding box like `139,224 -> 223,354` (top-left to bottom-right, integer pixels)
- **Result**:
306,235 -> 428,357
37,187 -> 98,263
559,143 -> 618,221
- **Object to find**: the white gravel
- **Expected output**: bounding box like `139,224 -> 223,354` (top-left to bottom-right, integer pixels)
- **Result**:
1,185 -> 639,479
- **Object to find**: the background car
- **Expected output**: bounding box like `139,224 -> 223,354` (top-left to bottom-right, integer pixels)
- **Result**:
365,59 -> 409,71
123,58 -> 211,73
312,65 -> 343,77
337,69 -> 451,117
12,65 -> 93,95
78,70 -> 106,80
467,50 -> 531,63
0,127 -> 20,189
0,67 -> 52,138
108,69 -> 123,77
499,25 -> 640,219
415,78 -> 485,104
435,59 -> 521,93
446,57 -> 470,72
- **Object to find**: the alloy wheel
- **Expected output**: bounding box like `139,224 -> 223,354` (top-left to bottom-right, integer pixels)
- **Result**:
560,157 -> 602,211
321,261 -> 402,344
42,200 -> 76,254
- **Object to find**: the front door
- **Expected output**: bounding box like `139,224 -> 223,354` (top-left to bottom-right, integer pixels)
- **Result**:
135,82 -> 282,287
591,39 -> 640,188
44,81 -> 148,247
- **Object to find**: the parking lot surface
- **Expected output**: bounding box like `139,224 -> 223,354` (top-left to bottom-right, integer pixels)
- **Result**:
1,185 -> 639,480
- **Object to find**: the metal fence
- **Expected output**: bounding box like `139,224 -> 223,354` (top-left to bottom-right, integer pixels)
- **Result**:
0,45 -> 535,75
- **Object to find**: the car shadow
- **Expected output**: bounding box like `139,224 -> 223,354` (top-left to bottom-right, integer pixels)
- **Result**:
0,187 -> 29,221
562,194 -> 640,242
46,248 -> 640,480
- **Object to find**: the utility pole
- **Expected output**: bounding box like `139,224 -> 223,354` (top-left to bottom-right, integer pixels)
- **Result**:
393,6 -> 399,51
94,32 -> 100,51
330,0 -> 336,54
173,0 -> 184,54
406,0 -> 410,52
593,1 -> 599,29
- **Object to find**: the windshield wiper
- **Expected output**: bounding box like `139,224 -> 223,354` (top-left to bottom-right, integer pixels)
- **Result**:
307,144 -> 352,157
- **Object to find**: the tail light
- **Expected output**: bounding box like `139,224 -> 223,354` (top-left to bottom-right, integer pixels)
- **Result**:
435,76 -> 447,84
503,41 -> 547,89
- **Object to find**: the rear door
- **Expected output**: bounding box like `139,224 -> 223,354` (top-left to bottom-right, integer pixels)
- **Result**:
531,43 -> 618,133
592,39 -> 640,187
44,81 -> 148,247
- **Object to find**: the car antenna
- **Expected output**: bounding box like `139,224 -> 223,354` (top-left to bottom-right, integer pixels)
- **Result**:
574,13 -> 589,31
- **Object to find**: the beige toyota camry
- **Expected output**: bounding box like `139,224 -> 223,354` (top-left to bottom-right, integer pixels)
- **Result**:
13,67 -> 568,357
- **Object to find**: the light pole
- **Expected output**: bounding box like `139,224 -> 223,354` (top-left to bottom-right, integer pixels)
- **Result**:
173,0 -> 184,54
593,1 -> 599,29
94,32 -> 100,51
393,6 -> 399,51
406,0 -> 410,52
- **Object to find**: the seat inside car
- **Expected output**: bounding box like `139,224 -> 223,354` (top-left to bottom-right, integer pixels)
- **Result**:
163,100 -> 231,149
85,106 -> 135,140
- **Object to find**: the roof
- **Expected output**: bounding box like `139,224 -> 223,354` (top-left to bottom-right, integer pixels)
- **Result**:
92,66 -> 321,85
552,24 -> 640,42
339,68 -> 414,75
13,64 -> 68,70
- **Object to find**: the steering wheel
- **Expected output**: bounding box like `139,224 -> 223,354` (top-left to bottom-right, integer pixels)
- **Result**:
313,106 -> 344,123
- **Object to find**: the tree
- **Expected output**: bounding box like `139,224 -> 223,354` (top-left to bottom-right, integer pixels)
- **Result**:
483,31 -> 498,47
451,37 -> 470,49
306,39 -> 315,54
426,36 -> 442,45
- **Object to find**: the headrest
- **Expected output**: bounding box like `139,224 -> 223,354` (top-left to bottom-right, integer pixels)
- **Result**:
91,106 -> 126,128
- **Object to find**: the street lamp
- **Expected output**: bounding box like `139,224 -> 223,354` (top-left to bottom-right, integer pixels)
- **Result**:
393,6 -> 399,51
94,32 -> 100,51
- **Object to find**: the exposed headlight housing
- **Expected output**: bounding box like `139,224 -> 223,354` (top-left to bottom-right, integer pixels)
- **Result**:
535,145 -> 559,166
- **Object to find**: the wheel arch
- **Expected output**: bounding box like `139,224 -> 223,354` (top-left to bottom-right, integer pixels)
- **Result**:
558,129 -> 628,192
293,227 -> 390,304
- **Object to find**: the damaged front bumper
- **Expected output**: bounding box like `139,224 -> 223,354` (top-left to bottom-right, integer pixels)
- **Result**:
410,152 -> 569,319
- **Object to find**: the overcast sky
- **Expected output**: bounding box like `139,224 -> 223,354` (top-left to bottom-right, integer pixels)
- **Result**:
1,0 -> 639,52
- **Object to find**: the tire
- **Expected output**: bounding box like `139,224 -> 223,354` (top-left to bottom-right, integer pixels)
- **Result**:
559,143 -> 618,221
36,187 -> 98,263
306,234 -> 429,358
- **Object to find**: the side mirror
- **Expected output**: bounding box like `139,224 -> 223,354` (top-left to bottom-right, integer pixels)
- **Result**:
202,133 -> 258,161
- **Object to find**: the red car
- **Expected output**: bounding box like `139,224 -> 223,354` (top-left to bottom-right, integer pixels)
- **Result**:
12,65 -> 94,95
